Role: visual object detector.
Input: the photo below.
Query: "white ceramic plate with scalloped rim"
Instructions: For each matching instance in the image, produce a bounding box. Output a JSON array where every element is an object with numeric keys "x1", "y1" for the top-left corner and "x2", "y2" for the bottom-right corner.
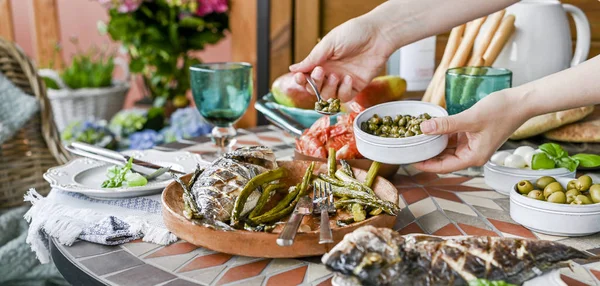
[{"x1": 43, "y1": 150, "x2": 204, "y2": 199}]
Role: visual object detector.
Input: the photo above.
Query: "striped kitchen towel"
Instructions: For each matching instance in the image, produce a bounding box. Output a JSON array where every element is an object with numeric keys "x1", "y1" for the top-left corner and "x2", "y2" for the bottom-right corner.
[{"x1": 24, "y1": 188, "x2": 177, "y2": 264}]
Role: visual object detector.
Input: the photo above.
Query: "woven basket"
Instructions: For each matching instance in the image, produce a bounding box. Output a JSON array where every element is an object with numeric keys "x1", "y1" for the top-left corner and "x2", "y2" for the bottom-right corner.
[
  {"x1": 39, "y1": 61, "x2": 130, "y2": 131},
  {"x1": 0, "y1": 37, "x2": 71, "y2": 208}
]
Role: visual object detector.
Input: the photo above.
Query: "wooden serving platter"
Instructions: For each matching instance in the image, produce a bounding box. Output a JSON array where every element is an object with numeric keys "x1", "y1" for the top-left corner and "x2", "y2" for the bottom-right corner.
[{"x1": 162, "y1": 160, "x2": 398, "y2": 258}]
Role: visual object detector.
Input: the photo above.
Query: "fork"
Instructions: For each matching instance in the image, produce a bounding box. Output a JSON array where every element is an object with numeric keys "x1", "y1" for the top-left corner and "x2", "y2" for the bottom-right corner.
[{"x1": 314, "y1": 181, "x2": 335, "y2": 244}]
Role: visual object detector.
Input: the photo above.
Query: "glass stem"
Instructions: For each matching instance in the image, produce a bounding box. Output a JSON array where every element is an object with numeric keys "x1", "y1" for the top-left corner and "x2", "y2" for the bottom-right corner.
[{"x1": 211, "y1": 126, "x2": 236, "y2": 155}]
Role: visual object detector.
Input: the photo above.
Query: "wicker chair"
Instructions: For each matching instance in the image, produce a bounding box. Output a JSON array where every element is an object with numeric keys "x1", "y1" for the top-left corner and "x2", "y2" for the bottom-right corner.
[{"x1": 0, "y1": 37, "x2": 70, "y2": 208}]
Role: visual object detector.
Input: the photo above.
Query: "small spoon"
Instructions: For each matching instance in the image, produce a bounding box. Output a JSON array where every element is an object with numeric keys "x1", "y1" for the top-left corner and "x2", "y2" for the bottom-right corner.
[{"x1": 306, "y1": 76, "x2": 339, "y2": 115}]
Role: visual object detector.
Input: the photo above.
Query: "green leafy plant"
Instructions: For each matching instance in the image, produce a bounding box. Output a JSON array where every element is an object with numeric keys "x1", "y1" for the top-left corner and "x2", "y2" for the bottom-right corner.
[
  {"x1": 101, "y1": 0, "x2": 229, "y2": 107},
  {"x1": 532, "y1": 143, "x2": 600, "y2": 171},
  {"x1": 469, "y1": 279, "x2": 515, "y2": 286}
]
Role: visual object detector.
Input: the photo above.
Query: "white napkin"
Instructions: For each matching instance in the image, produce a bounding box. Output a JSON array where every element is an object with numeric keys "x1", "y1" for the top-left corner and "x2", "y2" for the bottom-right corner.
[{"x1": 24, "y1": 188, "x2": 177, "y2": 264}]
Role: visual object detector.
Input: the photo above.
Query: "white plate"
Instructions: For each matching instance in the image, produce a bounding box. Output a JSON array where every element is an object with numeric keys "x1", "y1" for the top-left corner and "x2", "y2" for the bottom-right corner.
[{"x1": 43, "y1": 150, "x2": 204, "y2": 199}]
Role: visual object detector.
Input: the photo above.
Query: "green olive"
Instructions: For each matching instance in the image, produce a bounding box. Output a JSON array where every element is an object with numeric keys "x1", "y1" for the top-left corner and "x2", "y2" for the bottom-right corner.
[
  {"x1": 547, "y1": 191, "x2": 567, "y2": 204},
  {"x1": 589, "y1": 185, "x2": 600, "y2": 203},
  {"x1": 527, "y1": 190, "x2": 544, "y2": 201},
  {"x1": 398, "y1": 117, "x2": 407, "y2": 127},
  {"x1": 535, "y1": 176, "x2": 557, "y2": 190},
  {"x1": 381, "y1": 125, "x2": 390, "y2": 133},
  {"x1": 573, "y1": 195, "x2": 593, "y2": 205},
  {"x1": 382, "y1": 116, "x2": 393, "y2": 125},
  {"x1": 405, "y1": 131, "x2": 415, "y2": 137},
  {"x1": 543, "y1": 182, "x2": 564, "y2": 199},
  {"x1": 566, "y1": 180, "x2": 577, "y2": 191},
  {"x1": 576, "y1": 175, "x2": 593, "y2": 192},
  {"x1": 565, "y1": 189, "x2": 581, "y2": 204},
  {"x1": 423, "y1": 113, "x2": 432, "y2": 119},
  {"x1": 393, "y1": 115, "x2": 401, "y2": 124},
  {"x1": 516, "y1": 180, "x2": 534, "y2": 195}
]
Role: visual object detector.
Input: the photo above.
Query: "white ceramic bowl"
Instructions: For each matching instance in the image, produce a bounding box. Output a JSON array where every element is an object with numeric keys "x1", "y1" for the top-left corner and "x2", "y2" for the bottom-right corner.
[
  {"x1": 353, "y1": 101, "x2": 448, "y2": 165},
  {"x1": 484, "y1": 157, "x2": 576, "y2": 195},
  {"x1": 510, "y1": 177, "x2": 600, "y2": 236}
]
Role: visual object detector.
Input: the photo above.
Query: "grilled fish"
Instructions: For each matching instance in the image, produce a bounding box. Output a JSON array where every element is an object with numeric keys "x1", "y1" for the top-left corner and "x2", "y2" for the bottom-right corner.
[
  {"x1": 323, "y1": 226, "x2": 594, "y2": 286},
  {"x1": 190, "y1": 146, "x2": 277, "y2": 229}
]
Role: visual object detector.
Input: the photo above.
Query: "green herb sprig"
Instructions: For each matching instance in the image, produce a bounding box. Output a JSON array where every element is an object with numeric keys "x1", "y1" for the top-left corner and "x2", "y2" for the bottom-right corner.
[
  {"x1": 531, "y1": 143, "x2": 600, "y2": 172},
  {"x1": 101, "y1": 158, "x2": 148, "y2": 188}
]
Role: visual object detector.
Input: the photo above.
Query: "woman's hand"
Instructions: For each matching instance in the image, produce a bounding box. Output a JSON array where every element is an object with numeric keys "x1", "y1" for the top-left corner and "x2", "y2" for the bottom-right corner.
[
  {"x1": 415, "y1": 89, "x2": 531, "y2": 173},
  {"x1": 289, "y1": 16, "x2": 395, "y2": 103}
]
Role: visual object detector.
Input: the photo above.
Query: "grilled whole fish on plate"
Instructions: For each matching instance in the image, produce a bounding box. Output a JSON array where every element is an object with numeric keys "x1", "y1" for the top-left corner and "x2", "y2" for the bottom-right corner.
[
  {"x1": 323, "y1": 226, "x2": 595, "y2": 286},
  {"x1": 190, "y1": 146, "x2": 277, "y2": 229}
]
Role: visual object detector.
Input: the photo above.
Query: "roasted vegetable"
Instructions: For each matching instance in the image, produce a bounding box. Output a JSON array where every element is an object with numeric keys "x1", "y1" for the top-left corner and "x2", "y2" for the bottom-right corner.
[
  {"x1": 231, "y1": 167, "x2": 286, "y2": 227},
  {"x1": 339, "y1": 160, "x2": 355, "y2": 178},
  {"x1": 364, "y1": 161, "x2": 380, "y2": 188},
  {"x1": 249, "y1": 183, "x2": 286, "y2": 218},
  {"x1": 328, "y1": 148, "x2": 336, "y2": 177},
  {"x1": 351, "y1": 203, "x2": 366, "y2": 222}
]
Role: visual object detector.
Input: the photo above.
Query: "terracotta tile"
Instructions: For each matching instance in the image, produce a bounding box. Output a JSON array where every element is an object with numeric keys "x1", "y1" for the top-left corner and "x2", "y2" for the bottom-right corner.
[
  {"x1": 147, "y1": 242, "x2": 198, "y2": 258},
  {"x1": 257, "y1": 135, "x2": 283, "y2": 143},
  {"x1": 317, "y1": 277, "x2": 333, "y2": 286},
  {"x1": 216, "y1": 259, "x2": 270, "y2": 285},
  {"x1": 413, "y1": 172, "x2": 439, "y2": 185},
  {"x1": 392, "y1": 174, "x2": 417, "y2": 187},
  {"x1": 426, "y1": 177, "x2": 471, "y2": 186},
  {"x1": 429, "y1": 185, "x2": 490, "y2": 192},
  {"x1": 397, "y1": 222, "x2": 424, "y2": 235},
  {"x1": 488, "y1": 219, "x2": 537, "y2": 239},
  {"x1": 424, "y1": 187, "x2": 462, "y2": 203},
  {"x1": 433, "y1": 224, "x2": 463, "y2": 236},
  {"x1": 265, "y1": 265, "x2": 307, "y2": 286},
  {"x1": 458, "y1": 223, "x2": 498, "y2": 237},
  {"x1": 402, "y1": 187, "x2": 429, "y2": 204},
  {"x1": 590, "y1": 269, "x2": 600, "y2": 280},
  {"x1": 560, "y1": 275, "x2": 590, "y2": 286},
  {"x1": 178, "y1": 253, "x2": 233, "y2": 273}
]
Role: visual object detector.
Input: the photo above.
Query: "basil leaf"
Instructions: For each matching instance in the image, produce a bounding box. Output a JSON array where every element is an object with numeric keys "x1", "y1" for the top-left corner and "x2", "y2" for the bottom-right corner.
[
  {"x1": 539, "y1": 143, "x2": 567, "y2": 159},
  {"x1": 531, "y1": 153, "x2": 556, "y2": 170},
  {"x1": 557, "y1": 157, "x2": 579, "y2": 172},
  {"x1": 572, "y1": 153, "x2": 600, "y2": 168}
]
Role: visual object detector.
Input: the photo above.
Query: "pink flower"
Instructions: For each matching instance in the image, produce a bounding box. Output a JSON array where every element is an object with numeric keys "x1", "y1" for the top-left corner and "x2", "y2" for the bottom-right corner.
[
  {"x1": 97, "y1": 0, "x2": 143, "y2": 13},
  {"x1": 196, "y1": 0, "x2": 228, "y2": 16}
]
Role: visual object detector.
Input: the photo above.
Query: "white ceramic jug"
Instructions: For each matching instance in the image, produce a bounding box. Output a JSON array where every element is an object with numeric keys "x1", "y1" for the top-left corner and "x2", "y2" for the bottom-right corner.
[{"x1": 483, "y1": 0, "x2": 590, "y2": 86}]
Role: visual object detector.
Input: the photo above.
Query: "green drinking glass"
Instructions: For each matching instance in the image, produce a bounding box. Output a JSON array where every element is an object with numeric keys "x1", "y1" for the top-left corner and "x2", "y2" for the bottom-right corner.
[
  {"x1": 190, "y1": 62, "x2": 253, "y2": 154},
  {"x1": 445, "y1": 67, "x2": 512, "y2": 115},
  {"x1": 445, "y1": 67, "x2": 512, "y2": 177}
]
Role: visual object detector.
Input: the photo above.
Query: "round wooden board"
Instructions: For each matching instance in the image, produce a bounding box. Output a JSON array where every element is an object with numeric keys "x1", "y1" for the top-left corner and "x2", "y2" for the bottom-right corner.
[
  {"x1": 162, "y1": 160, "x2": 398, "y2": 258},
  {"x1": 293, "y1": 150, "x2": 400, "y2": 178}
]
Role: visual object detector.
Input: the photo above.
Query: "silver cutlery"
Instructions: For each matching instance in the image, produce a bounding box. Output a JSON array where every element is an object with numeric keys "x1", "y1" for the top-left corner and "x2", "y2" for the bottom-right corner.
[
  {"x1": 68, "y1": 142, "x2": 185, "y2": 175},
  {"x1": 69, "y1": 142, "x2": 185, "y2": 175},
  {"x1": 306, "y1": 76, "x2": 339, "y2": 116},
  {"x1": 277, "y1": 195, "x2": 313, "y2": 246},
  {"x1": 314, "y1": 181, "x2": 335, "y2": 244}
]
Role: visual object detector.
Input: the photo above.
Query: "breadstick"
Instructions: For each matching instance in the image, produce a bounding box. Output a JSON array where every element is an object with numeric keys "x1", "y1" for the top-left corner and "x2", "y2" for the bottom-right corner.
[
  {"x1": 467, "y1": 10, "x2": 505, "y2": 66},
  {"x1": 423, "y1": 25, "x2": 465, "y2": 102},
  {"x1": 483, "y1": 15, "x2": 516, "y2": 66},
  {"x1": 431, "y1": 17, "x2": 487, "y2": 107}
]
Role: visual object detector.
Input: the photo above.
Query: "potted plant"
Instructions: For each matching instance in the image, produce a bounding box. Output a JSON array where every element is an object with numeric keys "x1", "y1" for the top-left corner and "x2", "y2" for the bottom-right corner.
[
  {"x1": 97, "y1": 0, "x2": 229, "y2": 109},
  {"x1": 39, "y1": 43, "x2": 130, "y2": 131}
]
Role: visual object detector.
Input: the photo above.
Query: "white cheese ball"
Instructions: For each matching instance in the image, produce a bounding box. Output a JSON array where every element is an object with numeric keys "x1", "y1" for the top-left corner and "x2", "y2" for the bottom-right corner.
[
  {"x1": 514, "y1": 146, "x2": 535, "y2": 158},
  {"x1": 490, "y1": 151, "x2": 511, "y2": 166},
  {"x1": 504, "y1": 154, "x2": 527, "y2": 168}
]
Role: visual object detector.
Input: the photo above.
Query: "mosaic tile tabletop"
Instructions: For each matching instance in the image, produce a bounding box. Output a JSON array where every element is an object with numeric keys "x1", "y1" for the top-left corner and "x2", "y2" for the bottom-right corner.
[{"x1": 53, "y1": 126, "x2": 600, "y2": 286}]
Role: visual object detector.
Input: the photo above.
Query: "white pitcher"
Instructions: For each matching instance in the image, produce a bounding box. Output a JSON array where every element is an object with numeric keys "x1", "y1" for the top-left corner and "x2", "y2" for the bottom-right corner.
[{"x1": 483, "y1": 0, "x2": 590, "y2": 86}]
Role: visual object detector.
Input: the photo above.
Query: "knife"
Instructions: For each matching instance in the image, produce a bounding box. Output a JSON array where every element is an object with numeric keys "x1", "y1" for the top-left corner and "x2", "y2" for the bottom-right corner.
[
  {"x1": 69, "y1": 142, "x2": 185, "y2": 175},
  {"x1": 276, "y1": 195, "x2": 313, "y2": 246}
]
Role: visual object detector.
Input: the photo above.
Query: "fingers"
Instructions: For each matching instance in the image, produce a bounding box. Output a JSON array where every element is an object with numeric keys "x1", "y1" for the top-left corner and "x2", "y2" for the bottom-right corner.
[
  {"x1": 304, "y1": 67, "x2": 325, "y2": 96},
  {"x1": 414, "y1": 153, "x2": 473, "y2": 174},
  {"x1": 420, "y1": 112, "x2": 471, "y2": 135},
  {"x1": 338, "y1": 75, "x2": 354, "y2": 102},
  {"x1": 320, "y1": 74, "x2": 340, "y2": 100},
  {"x1": 289, "y1": 38, "x2": 332, "y2": 73}
]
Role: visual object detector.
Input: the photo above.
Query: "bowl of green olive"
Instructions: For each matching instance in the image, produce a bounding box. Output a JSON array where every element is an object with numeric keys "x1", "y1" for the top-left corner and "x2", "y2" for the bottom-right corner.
[
  {"x1": 353, "y1": 101, "x2": 448, "y2": 165},
  {"x1": 510, "y1": 175, "x2": 600, "y2": 236}
]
